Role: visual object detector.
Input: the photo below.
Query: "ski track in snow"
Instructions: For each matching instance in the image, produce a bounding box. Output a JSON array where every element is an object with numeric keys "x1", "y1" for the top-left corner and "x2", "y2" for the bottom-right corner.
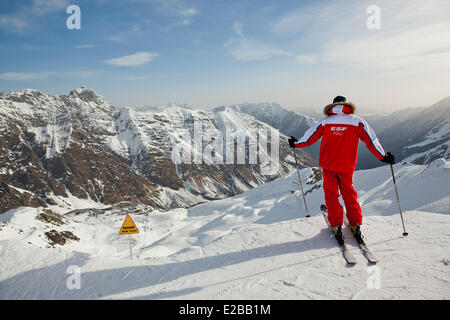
[{"x1": 0, "y1": 160, "x2": 449, "y2": 300}]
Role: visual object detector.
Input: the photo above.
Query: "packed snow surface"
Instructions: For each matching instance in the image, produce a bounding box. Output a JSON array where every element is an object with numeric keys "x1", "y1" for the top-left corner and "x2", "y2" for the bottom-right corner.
[{"x1": 0, "y1": 160, "x2": 449, "y2": 299}]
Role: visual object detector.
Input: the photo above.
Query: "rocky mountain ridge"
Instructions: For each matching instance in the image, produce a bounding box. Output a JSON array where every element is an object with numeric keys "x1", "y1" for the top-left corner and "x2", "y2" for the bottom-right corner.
[{"x1": 0, "y1": 87, "x2": 316, "y2": 214}]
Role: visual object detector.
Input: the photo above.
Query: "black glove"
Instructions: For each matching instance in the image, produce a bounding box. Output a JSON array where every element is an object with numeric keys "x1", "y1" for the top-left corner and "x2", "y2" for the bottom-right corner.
[
  {"x1": 381, "y1": 152, "x2": 395, "y2": 164},
  {"x1": 288, "y1": 136, "x2": 297, "y2": 148}
]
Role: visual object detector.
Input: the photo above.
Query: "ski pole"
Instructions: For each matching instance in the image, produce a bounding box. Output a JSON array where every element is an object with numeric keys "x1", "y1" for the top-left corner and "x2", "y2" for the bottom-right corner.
[
  {"x1": 293, "y1": 148, "x2": 310, "y2": 217},
  {"x1": 390, "y1": 163, "x2": 408, "y2": 236}
]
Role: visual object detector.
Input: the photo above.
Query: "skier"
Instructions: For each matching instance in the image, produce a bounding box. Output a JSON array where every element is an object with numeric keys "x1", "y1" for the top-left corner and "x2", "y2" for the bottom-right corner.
[{"x1": 288, "y1": 96, "x2": 395, "y2": 244}]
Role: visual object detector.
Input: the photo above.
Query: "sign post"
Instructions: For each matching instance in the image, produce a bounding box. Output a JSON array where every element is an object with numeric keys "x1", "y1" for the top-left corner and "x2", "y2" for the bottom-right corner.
[
  {"x1": 128, "y1": 234, "x2": 132, "y2": 260},
  {"x1": 119, "y1": 214, "x2": 140, "y2": 260}
]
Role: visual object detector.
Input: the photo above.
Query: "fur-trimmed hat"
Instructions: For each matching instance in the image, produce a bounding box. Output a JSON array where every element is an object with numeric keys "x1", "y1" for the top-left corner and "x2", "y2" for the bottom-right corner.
[{"x1": 323, "y1": 96, "x2": 356, "y2": 116}]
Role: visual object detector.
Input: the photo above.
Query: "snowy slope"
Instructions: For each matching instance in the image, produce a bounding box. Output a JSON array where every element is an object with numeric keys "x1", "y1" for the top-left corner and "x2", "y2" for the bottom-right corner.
[
  {"x1": 403, "y1": 114, "x2": 450, "y2": 164},
  {"x1": 0, "y1": 159, "x2": 449, "y2": 299},
  {"x1": 403, "y1": 140, "x2": 450, "y2": 165}
]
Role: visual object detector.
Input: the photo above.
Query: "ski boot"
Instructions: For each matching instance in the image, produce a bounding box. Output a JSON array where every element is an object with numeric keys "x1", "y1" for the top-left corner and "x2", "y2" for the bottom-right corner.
[
  {"x1": 331, "y1": 225, "x2": 345, "y2": 246},
  {"x1": 349, "y1": 225, "x2": 365, "y2": 244}
]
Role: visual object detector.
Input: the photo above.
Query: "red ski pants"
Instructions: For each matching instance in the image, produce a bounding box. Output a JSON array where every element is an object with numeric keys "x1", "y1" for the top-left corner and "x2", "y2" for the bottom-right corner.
[{"x1": 322, "y1": 169, "x2": 362, "y2": 227}]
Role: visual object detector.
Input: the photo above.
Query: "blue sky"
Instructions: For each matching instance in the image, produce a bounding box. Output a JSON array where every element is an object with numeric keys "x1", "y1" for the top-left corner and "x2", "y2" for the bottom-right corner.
[{"x1": 1, "y1": 0, "x2": 449, "y2": 113}]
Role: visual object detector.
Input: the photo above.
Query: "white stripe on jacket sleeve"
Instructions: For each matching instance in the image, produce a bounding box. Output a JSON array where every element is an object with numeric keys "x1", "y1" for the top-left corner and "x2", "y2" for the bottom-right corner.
[
  {"x1": 361, "y1": 119, "x2": 385, "y2": 157},
  {"x1": 296, "y1": 120, "x2": 323, "y2": 145}
]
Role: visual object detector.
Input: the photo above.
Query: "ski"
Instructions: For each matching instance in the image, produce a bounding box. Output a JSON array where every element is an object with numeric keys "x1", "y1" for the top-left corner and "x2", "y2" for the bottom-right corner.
[
  {"x1": 320, "y1": 204, "x2": 357, "y2": 265},
  {"x1": 343, "y1": 216, "x2": 378, "y2": 264}
]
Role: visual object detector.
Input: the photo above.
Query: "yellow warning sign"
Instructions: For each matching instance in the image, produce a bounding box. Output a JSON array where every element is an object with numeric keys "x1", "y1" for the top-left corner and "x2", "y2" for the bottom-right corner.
[{"x1": 119, "y1": 215, "x2": 139, "y2": 235}]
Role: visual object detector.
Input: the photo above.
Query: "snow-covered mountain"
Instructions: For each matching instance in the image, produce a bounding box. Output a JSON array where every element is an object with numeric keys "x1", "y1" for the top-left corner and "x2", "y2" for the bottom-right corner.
[
  {"x1": 1, "y1": 159, "x2": 449, "y2": 299},
  {"x1": 357, "y1": 97, "x2": 450, "y2": 169},
  {"x1": 402, "y1": 98, "x2": 450, "y2": 164},
  {"x1": 214, "y1": 102, "x2": 321, "y2": 159},
  {"x1": 0, "y1": 87, "x2": 316, "y2": 214},
  {"x1": 214, "y1": 102, "x2": 316, "y2": 138}
]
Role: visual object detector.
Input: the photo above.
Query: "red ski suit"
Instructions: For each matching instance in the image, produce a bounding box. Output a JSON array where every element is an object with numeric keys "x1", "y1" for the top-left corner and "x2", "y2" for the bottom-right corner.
[{"x1": 293, "y1": 102, "x2": 386, "y2": 227}]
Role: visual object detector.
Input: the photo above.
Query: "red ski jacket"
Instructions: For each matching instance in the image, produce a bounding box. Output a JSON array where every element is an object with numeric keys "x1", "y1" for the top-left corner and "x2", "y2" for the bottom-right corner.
[{"x1": 293, "y1": 102, "x2": 386, "y2": 172}]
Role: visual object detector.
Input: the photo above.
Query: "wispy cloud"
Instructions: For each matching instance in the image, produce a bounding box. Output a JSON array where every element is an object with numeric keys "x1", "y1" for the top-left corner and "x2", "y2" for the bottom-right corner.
[
  {"x1": 0, "y1": 0, "x2": 69, "y2": 33},
  {"x1": 272, "y1": 0, "x2": 450, "y2": 74},
  {"x1": 113, "y1": 75, "x2": 151, "y2": 81},
  {"x1": 148, "y1": 0, "x2": 198, "y2": 26},
  {"x1": 102, "y1": 52, "x2": 158, "y2": 67},
  {"x1": 295, "y1": 55, "x2": 318, "y2": 65},
  {"x1": 224, "y1": 22, "x2": 291, "y2": 61},
  {"x1": 322, "y1": 23, "x2": 450, "y2": 73},
  {"x1": 0, "y1": 72, "x2": 50, "y2": 81},
  {"x1": 0, "y1": 70, "x2": 101, "y2": 81},
  {"x1": 178, "y1": 7, "x2": 198, "y2": 26},
  {"x1": 0, "y1": 16, "x2": 28, "y2": 33},
  {"x1": 30, "y1": 0, "x2": 69, "y2": 16}
]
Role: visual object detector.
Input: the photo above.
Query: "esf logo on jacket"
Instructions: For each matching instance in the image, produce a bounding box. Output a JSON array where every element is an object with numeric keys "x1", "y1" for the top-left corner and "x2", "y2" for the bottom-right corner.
[{"x1": 330, "y1": 126, "x2": 348, "y2": 135}]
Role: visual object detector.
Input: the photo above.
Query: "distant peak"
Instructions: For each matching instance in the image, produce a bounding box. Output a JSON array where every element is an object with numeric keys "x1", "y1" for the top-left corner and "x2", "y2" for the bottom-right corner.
[
  {"x1": 432, "y1": 96, "x2": 450, "y2": 107},
  {"x1": 133, "y1": 102, "x2": 192, "y2": 113},
  {"x1": 8, "y1": 88, "x2": 42, "y2": 95},
  {"x1": 5, "y1": 88, "x2": 49, "y2": 102},
  {"x1": 211, "y1": 105, "x2": 239, "y2": 113},
  {"x1": 165, "y1": 102, "x2": 191, "y2": 109},
  {"x1": 240, "y1": 102, "x2": 283, "y2": 108},
  {"x1": 69, "y1": 86, "x2": 97, "y2": 96},
  {"x1": 68, "y1": 87, "x2": 107, "y2": 104}
]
